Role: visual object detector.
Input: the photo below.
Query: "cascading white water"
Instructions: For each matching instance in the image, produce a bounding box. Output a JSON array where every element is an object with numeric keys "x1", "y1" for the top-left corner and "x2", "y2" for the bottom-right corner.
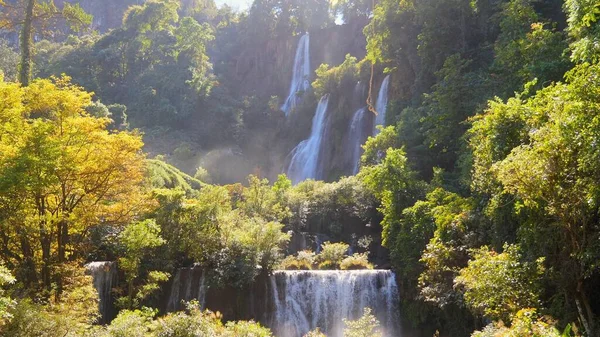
[
  {"x1": 347, "y1": 107, "x2": 368, "y2": 175},
  {"x1": 167, "y1": 265, "x2": 207, "y2": 312},
  {"x1": 314, "y1": 234, "x2": 329, "y2": 254},
  {"x1": 281, "y1": 33, "x2": 311, "y2": 116},
  {"x1": 86, "y1": 261, "x2": 118, "y2": 322},
  {"x1": 373, "y1": 75, "x2": 391, "y2": 135},
  {"x1": 270, "y1": 270, "x2": 399, "y2": 337},
  {"x1": 287, "y1": 95, "x2": 330, "y2": 184},
  {"x1": 289, "y1": 232, "x2": 331, "y2": 255},
  {"x1": 345, "y1": 81, "x2": 372, "y2": 175}
]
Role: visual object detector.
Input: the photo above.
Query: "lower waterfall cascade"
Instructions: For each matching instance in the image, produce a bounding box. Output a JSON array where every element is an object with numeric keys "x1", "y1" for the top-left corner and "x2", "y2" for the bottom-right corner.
[
  {"x1": 86, "y1": 261, "x2": 118, "y2": 323},
  {"x1": 269, "y1": 270, "x2": 399, "y2": 337},
  {"x1": 88, "y1": 263, "x2": 401, "y2": 336},
  {"x1": 167, "y1": 265, "x2": 207, "y2": 312}
]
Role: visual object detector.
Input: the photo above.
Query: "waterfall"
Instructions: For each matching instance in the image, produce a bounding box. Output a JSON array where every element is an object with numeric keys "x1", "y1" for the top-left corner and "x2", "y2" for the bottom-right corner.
[
  {"x1": 354, "y1": 81, "x2": 366, "y2": 104},
  {"x1": 346, "y1": 107, "x2": 371, "y2": 175},
  {"x1": 281, "y1": 33, "x2": 311, "y2": 116},
  {"x1": 314, "y1": 234, "x2": 329, "y2": 253},
  {"x1": 270, "y1": 270, "x2": 399, "y2": 337},
  {"x1": 289, "y1": 232, "x2": 332, "y2": 255},
  {"x1": 86, "y1": 261, "x2": 118, "y2": 323},
  {"x1": 345, "y1": 81, "x2": 373, "y2": 175},
  {"x1": 373, "y1": 75, "x2": 391, "y2": 135},
  {"x1": 167, "y1": 265, "x2": 207, "y2": 312},
  {"x1": 287, "y1": 95, "x2": 330, "y2": 184}
]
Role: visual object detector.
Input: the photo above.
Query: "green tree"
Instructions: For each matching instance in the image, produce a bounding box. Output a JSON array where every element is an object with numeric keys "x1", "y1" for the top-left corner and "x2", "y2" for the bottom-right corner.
[
  {"x1": 239, "y1": 175, "x2": 290, "y2": 221},
  {"x1": 0, "y1": 264, "x2": 15, "y2": 327},
  {"x1": 0, "y1": 39, "x2": 18, "y2": 82},
  {"x1": 117, "y1": 219, "x2": 168, "y2": 309},
  {"x1": 491, "y1": 0, "x2": 570, "y2": 96},
  {"x1": 330, "y1": 0, "x2": 372, "y2": 22},
  {"x1": 565, "y1": 0, "x2": 600, "y2": 63},
  {"x1": 455, "y1": 245, "x2": 544, "y2": 322},
  {"x1": 470, "y1": 63, "x2": 600, "y2": 336},
  {"x1": 0, "y1": 0, "x2": 91, "y2": 85},
  {"x1": 418, "y1": 55, "x2": 490, "y2": 174},
  {"x1": 360, "y1": 144, "x2": 427, "y2": 255},
  {"x1": 343, "y1": 308, "x2": 382, "y2": 337}
]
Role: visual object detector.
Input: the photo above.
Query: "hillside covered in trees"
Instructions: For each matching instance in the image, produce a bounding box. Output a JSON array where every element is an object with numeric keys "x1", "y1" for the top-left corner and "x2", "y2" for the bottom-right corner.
[{"x1": 1, "y1": 0, "x2": 600, "y2": 336}]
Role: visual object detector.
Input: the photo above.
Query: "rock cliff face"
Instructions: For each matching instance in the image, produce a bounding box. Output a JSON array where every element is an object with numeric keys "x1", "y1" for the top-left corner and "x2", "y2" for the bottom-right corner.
[
  {"x1": 59, "y1": 0, "x2": 367, "y2": 101},
  {"x1": 233, "y1": 18, "x2": 369, "y2": 99},
  {"x1": 52, "y1": 0, "x2": 140, "y2": 33}
]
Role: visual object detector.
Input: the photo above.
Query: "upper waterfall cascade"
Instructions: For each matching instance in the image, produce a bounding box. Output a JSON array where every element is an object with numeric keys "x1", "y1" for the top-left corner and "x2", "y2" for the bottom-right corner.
[
  {"x1": 374, "y1": 75, "x2": 391, "y2": 135},
  {"x1": 281, "y1": 33, "x2": 311, "y2": 116},
  {"x1": 347, "y1": 107, "x2": 370, "y2": 175},
  {"x1": 345, "y1": 81, "x2": 373, "y2": 175},
  {"x1": 270, "y1": 270, "x2": 399, "y2": 337},
  {"x1": 287, "y1": 95, "x2": 330, "y2": 184}
]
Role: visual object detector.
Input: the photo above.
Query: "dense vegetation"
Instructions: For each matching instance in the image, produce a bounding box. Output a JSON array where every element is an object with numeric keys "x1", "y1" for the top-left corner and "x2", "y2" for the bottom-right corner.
[{"x1": 1, "y1": 0, "x2": 600, "y2": 336}]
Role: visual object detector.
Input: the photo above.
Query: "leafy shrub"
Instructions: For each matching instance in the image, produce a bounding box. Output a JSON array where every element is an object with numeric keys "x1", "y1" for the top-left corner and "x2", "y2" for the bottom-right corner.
[
  {"x1": 0, "y1": 264, "x2": 15, "y2": 327},
  {"x1": 340, "y1": 253, "x2": 373, "y2": 270},
  {"x1": 223, "y1": 320, "x2": 273, "y2": 336},
  {"x1": 278, "y1": 256, "x2": 308, "y2": 270},
  {"x1": 343, "y1": 308, "x2": 382, "y2": 337},
  {"x1": 173, "y1": 143, "x2": 196, "y2": 161},
  {"x1": 471, "y1": 309, "x2": 570, "y2": 337},
  {"x1": 278, "y1": 250, "x2": 315, "y2": 270},
  {"x1": 296, "y1": 250, "x2": 316, "y2": 267},
  {"x1": 152, "y1": 301, "x2": 223, "y2": 337},
  {"x1": 146, "y1": 159, "x2": 204, "y2": 194},
  {"x1": 285, "y1": 176, "x2": 375, "y2": 240},
  {"x1": 279, "y1": 244, "x2": 375, "y2": 270},
  {"x1": 150, "y1": 301, "x2": 272, "y2": 337},
  {"x1": 194, "y1": 167, "x2": 212, "y2": 184},
  {"x1": 303, "y1": 328, "x2": 326, "y2": 337},
  {"x1": 106, "y1": 309, "x2": 154, "y2": 337},
  {"x1": 316, "y1": 242, "x2": 349, "y2": 270},
  {"x1": 317, "y1": 260, "x2": 340, "y2": 270},
  {"x1": 4, "y1": 264, "x2": 100, "y2": 337}
]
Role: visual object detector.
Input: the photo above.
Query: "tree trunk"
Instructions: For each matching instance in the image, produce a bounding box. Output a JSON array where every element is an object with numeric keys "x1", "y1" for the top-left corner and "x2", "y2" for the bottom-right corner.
[
  {"x1": 19, "y1": 229, "x2": 37, "y2": 287},
  {"x1": 576, "y1": 281, "x2": 596, "y2": 337},
  {"x1": 57, "y1": 220, "x2": 68, "y2": 263},
  {"x1": 56, "y1": 219, "x2": 69, "y2": 298},
  {"x1": 128, "y1": 279, "x2": 134, "y2": 309},
  {"x1": 40, "y1": 228, "x2": 51, "y2": 292},
  {"x1": 19, "y1": 0, "x2": 35, "y2": 86}
]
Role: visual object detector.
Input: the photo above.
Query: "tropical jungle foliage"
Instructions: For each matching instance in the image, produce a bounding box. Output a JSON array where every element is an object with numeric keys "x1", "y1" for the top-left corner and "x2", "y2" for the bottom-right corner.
[{"x1": 1, "y1": 0, "x2": 600, "y2": 336}]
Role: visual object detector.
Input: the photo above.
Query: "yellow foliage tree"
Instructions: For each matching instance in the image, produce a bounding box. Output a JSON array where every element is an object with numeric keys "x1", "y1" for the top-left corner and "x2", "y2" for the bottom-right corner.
[{"x1": 0, "y1": 76, "x2": 147, "y2": 294}]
